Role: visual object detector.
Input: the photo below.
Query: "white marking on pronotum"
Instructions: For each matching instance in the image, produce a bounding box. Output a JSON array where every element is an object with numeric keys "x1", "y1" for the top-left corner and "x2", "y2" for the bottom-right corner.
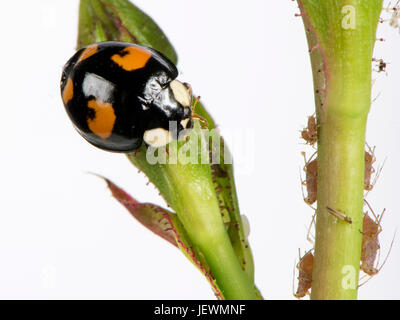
[
  {"x1": 82, "y1": 72, "x2": 115, "y2": 102},
  {"x1": 180, "y1": 118, "x2": 190, "y2": 129},
  {"x1": 170, "y1": 80, "x2": 191, "y2": 107},
  {"x1": 143, "y1": 127, "x2": 173, "y2": 148}
]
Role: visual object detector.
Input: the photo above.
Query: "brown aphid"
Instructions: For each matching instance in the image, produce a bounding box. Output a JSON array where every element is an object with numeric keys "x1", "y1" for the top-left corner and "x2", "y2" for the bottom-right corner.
[
  {"x1": 301, "y1": 115, "x2": 317, "y2": 146},
  {"x1": 326, "y1": 206, "x2": 352, "y2": 224},
  {"x1": 359, "y1": 200, "x2": 395, "y2": 287},
  {"x1": 385, "y1": 1, "x2": 400, "y2": 30},
  {"x1": 301, "y1": 152, "x2": 318, "y2": 206},
  {"x1": 294, "y1": 250, "x2": 314, "y2": 298},
  {"x1": 364, "y1": 146, "x2": 376, "y2": 191},
  {"x1": 378, "y1": 60, "x2": 387, "y2": 73},
  {"x1": 361, "y1": 201, "x2": 384, "y2": 276},
  {"x1": 372, "y1": 58, "x2": 388, "y2": 73},
  {"x1": 301, "y1": 147, "x2": 377, "y2": 206},
  {"x1": 361, "y1": 214, "x2": 381, "y2": 275},
  {"x1": 389, "y1": 8, "x2": 400, "y2": 30}
]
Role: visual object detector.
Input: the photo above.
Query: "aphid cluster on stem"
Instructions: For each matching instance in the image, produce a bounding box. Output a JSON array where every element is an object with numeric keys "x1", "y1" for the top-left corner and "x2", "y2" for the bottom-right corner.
[
  {"x1": 297, "y1": 115, "x2": 387, "y2": 295},
  {"x1": 301, "y1": 145, "x2": 379, "y2": 208}
]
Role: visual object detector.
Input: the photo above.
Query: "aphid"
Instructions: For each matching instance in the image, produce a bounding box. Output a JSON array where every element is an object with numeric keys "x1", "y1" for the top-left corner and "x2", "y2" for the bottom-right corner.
[
  {"x1": 364, "y1": 149, "x2": 375, "y2": 191},
  {"x1": 301, "y1": 115, "x2": 317, "y2": 146},
  {"x1": 301, "y1": 152, "x2": 318, "y2": 206},
  {"x1": 300, "y1": 146, "x2": 380, "y2": 206},
  {"x1": 364, "y1": 145, "x2": 384, "y2": 194},
  {"x1": 359, "y1": 200, "x2": 396, "y2": 287},
  {"x1": 361, "y1": 214, "x2": 381, "y2": 276},
  {"x1": 377, "y1": 60, "x2": 387, "y2": 73},
  {"x1": 372, "y1": 58, "x2": 388, "y2": 73},
  {"x1": 326, "y1": 206, "x2": 352, "y2": 224},
  {"x1": 389, "y1": 10, "x2": 400, "y2": 30},
  {"x1": 388, "y1": 1, "x2": 400, "y2": 31},
  {"x1": 294, "y1": 250, "x2": 314, "y2": 298},
  {"x1": 360, "y1": 200, "x2": 384, "y2": 276}
]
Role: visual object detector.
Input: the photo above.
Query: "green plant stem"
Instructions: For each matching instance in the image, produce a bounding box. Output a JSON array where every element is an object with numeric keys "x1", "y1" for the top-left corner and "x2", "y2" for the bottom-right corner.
[
  {"x1": 129, "y1": 129, "x2": 258, "y2": 300},
  {"x1": 312, "y1": 115, "x2": 366, "y2": 299},
  {"x1": 297, "y1": 0, "x2": 383, "y2": 299},
  {"x1": 167, "y1": 168, "x2": 257, "y2": 300},
  {"x1": 78, "y1": 0, "x2": 258, "y2": 299},
  {"x1": 200, "y1": 234, "x2": 255, "y2": 300}
]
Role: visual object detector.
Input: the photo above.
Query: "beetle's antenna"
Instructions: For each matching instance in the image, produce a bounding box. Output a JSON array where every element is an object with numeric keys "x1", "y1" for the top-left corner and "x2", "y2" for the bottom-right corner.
[
  {"x1": 191, "y1": 96, "x2": 208, "y2": 128},
  {"x1": 192, "y1": 95, "x2": 200, "y2": 111}
]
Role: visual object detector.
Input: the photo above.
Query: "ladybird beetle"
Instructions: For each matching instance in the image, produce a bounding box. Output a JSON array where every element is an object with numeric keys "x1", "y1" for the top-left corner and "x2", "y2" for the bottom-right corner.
[{"x1": 60, "y1": 41, "x2": 193, "y2": 152}]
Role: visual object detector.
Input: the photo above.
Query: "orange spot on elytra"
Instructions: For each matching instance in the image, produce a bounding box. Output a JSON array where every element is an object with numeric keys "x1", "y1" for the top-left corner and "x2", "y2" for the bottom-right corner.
[
  {"x1": 78, "y1": 44, "x2": 98, "y2": 62},
  {"x1": 111, "y1": 46, "x2": 151, "y2": 71},
  {"x1": 62, "y1": 77, "x2": 74, "y2": 104},
  {"x1": 87, "y1": 100, "x2": 116, "y2": 139}
]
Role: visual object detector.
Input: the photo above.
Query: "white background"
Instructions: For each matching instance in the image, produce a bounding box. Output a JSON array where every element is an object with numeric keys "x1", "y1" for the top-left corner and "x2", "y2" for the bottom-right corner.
[{"x1": 0, "y1": 0, "x2": 399, "y2": 299}]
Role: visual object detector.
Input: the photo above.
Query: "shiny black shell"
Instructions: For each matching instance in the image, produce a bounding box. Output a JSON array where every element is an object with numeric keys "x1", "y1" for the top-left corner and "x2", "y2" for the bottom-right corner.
[{"x1": 61, "y1": 41, "x2": 184, "y2": 152}]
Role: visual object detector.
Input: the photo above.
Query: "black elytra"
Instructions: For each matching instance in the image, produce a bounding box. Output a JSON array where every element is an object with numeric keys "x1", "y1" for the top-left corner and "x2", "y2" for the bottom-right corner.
[{"x1": 60, "y1": 41, "x2": 193, "y2": 152}]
